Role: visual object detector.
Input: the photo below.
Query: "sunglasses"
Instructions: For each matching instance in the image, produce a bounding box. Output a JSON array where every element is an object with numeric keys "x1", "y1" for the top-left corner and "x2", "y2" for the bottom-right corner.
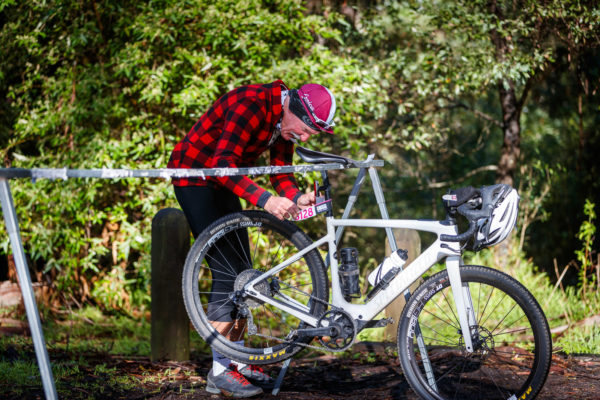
[{"x1": 308, "y1": 108, "x2": 335, "y2": 130}]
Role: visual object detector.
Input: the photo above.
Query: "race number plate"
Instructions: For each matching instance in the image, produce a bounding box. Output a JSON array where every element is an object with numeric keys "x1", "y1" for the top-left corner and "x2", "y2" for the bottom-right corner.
[{"x1": 294, "y1": 198, "x2": 332, "y2": 221}]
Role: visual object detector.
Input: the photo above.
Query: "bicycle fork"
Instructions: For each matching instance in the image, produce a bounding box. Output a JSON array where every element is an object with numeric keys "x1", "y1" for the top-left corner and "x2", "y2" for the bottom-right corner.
[
  {"x1": 446, "y1": 256, "x2": 477, "y2": 352},
  {"x1": 418, "y1": 255, "x2": 477, "y2": 393}
]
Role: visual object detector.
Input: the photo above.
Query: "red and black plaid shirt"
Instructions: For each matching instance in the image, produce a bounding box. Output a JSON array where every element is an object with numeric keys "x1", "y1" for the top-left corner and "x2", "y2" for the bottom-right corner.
[{"x1": 168, "y1": 80, "x2": 301, "y2": 208}]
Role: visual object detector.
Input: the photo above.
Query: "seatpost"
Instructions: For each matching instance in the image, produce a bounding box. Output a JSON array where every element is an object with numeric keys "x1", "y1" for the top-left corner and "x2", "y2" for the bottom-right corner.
[{"x1": 319, "y1": 171, "x2": 333, "y2": 217}]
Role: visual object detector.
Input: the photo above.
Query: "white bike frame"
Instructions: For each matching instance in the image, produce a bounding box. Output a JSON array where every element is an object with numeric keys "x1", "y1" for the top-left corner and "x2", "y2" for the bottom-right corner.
[
  {"x1": 240, "y1": 153, "x2": 482, "y2": 394},
  {"x1": 245, "y1": 216, "x2": 478, "y2": 353}
]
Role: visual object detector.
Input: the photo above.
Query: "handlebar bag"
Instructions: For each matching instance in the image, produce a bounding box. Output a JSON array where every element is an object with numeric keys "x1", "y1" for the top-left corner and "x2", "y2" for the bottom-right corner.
[{"x1": 442, "y1": 186, "x2": 480, "y2": 210}]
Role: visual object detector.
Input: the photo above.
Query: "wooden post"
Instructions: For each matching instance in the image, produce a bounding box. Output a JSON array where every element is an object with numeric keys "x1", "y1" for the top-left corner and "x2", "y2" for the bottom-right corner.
[
  {"x1": 151, "y1": 208, "x2": 191, "y2": 361},
  {"x1": 384, "y1": 229, "x2": 421, "y2": 341}
]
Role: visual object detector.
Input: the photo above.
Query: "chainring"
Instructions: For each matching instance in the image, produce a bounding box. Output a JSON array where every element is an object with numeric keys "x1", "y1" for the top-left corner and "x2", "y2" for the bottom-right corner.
[{"x1": 317, "y1": 309, "x2": 357, "y2": 351}]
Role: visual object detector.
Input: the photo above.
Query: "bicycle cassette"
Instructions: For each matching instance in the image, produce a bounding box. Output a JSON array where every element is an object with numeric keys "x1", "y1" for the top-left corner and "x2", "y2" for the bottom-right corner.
[{"x1": 233, "y1": 269, "x2": 269, "y2": 309}]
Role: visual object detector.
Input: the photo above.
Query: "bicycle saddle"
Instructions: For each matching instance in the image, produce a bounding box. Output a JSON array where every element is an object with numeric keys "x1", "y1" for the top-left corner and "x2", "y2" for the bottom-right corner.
[{"x1": 295, "y1": 146, "x2": 353, "y2": 165}]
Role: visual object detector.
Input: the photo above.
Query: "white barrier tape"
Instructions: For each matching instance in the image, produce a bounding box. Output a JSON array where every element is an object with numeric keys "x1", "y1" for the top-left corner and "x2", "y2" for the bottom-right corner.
[
  {"x1": 0, "y1": 160, "x2": 384, "y2": 181},
  {"x1": 31, "y1": 168, "x2": 68, "y2": 181}
]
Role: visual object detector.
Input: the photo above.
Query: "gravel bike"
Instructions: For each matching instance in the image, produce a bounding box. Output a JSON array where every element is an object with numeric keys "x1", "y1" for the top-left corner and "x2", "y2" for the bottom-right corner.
[{"x1": 182, "y1": 146, "x2": 552, "y2": 400}]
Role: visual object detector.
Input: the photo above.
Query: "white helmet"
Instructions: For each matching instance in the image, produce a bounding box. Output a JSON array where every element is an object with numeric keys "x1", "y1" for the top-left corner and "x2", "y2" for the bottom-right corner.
[{"x1": 472, "y1": 184, "x2": 520, "y2": 250}]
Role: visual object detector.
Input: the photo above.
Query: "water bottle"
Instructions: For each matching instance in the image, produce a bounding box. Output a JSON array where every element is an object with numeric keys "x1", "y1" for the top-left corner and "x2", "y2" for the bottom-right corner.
[{"x1": 368, "y1": 249, "x2": 408, "y2": 286}]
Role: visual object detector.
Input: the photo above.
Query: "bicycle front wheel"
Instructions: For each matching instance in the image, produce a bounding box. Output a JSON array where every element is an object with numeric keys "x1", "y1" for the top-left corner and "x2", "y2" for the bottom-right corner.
[
  {"x1": 182, "y1": 210, "x2": 329, "y2": 365},
  {"x1": 398, "y1": 265, "x2": 551, "y2": 400}
]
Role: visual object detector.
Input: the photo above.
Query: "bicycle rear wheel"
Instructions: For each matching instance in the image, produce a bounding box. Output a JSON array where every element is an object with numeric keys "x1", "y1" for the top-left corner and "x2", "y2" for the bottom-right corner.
[
  {"x1": 182, "y1": 210, "x2": 329, "y2": 365},
  {"x1": 398, "y1": 265, "x2": 551, "y2": 400}
]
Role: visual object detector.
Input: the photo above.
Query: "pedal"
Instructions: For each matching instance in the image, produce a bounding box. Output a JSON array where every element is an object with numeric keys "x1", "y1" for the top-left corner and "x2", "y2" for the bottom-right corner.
[{"x1": 367, "y1": 318, "x2": 394, "y2": 328}]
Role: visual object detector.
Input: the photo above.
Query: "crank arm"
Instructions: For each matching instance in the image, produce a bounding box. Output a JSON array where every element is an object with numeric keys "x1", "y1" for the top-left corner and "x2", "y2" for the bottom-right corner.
[{"x1": 286, "y1": 326, "x2": 339, "y2": 340}]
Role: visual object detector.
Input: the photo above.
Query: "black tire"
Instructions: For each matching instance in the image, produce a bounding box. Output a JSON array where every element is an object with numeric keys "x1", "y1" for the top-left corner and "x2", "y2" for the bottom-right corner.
[
  {"x1": 182, "y1": 210, "x2": 329, "y2": 365},
  {"x1": 398, "y1": 265, "x2": 551, "y2": 400}
]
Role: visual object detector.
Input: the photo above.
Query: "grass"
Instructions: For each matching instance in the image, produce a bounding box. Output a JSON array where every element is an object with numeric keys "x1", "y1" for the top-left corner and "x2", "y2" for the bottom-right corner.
[
  {"x1": 0, "y1": 306, "x2": 211, "y2": 399},
  {"x1": 467, "y1": 241, "x2": 600, "y2": 355}
]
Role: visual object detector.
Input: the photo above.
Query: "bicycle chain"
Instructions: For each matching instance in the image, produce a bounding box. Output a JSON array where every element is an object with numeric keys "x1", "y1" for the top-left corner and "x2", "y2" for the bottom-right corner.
[
  {"x1": 251, "y1": 313, "x2": 354, "y2": 354},
  {"x1": 253, "y1": 329, "x2": 348, "y2": 353},
  {"x1": 248, "y1": 278, "x2": 356, "y2": 353}
]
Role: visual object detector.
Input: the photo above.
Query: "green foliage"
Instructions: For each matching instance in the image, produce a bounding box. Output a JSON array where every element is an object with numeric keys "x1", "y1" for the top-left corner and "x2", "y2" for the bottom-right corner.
[
  {"x1": 558, "y1": 324, "x2": 600, "y2": 354},
  {"x1": 343, "y1": 0, "x2": 588, "y2": 150},
  {"x1": 1, "y1": 0, "x2": 599, "y2": 315},
  {"x1": 0, "y1": 0, "x2": 384, "y2": 312},
  {"x1": 573, "y1": 200, "x2": 599, "y2": 313},
  {"x1": 575, "y1": 200, "x2": 596, "y2": 279},
  {"x1": 537, "y1": 200, "x2": 600, "y2": 353}
]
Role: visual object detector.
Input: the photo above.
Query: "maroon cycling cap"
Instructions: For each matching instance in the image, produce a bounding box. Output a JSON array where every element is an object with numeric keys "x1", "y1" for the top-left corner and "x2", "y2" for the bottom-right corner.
[{"x1": 289, "y1": 84, "x2": 336, "y2": 134}]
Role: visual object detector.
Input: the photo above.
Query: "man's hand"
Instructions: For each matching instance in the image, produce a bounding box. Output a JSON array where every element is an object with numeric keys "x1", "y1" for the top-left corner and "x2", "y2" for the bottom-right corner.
[
  {"x1": 296, "y1": 192, "x2": 316, "y2": 209},
  {"x1": 264, "y1": 196, "x2": 300, "y2": 220}
]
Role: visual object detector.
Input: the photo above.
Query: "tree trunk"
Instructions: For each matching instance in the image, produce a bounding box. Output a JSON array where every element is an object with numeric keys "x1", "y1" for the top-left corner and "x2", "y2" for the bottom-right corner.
[
  {"x1": 489, "y1": 0, "x2": 521, "y2": 187},
  {"x1": 496, "y1": 80, "x2": 521, "y2": 186}
]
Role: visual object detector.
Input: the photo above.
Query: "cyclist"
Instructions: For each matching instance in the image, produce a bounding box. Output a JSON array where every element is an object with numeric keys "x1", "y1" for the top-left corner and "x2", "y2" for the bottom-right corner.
[{"x1": 168, "y1": 80, "x2": 336, "y2": 397}]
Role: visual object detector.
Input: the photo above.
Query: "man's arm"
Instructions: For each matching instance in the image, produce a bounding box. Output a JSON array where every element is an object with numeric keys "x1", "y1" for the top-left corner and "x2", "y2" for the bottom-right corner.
[
  {"x1": 269, "y1": 136, "x2": 302, "y2": 202},
  {"x1": 210, "y1": 101, "x2": 300, "y2": 219}
]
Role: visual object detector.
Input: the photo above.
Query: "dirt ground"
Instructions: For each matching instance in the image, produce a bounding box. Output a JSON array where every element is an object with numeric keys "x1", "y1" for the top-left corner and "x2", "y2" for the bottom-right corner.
[
  {"x1": 4, "y1": 343, "x2": 600, "y2": 399},
  {"x1": 140, "y1": 352, "x2": 600, "y2": 400}
]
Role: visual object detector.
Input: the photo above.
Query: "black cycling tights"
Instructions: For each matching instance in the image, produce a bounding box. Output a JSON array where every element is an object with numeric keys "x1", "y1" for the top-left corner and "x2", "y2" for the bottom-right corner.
[{"x1": 174, "y1": 185, "x2": 249, "y2": 322}]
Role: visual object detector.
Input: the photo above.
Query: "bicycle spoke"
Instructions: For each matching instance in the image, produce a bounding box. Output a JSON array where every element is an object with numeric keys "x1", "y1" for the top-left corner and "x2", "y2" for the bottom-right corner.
[
  {"x1": 423, "y1": 336, "x2": 460, "y2": 347},
  {"x1": 490, "y1": 348, "x2": 535, "y2": 360},
  {"x1": 423, "y1": 305, "x2": 461, "y2": 331},
  {"x1": 440, "y1": 288, "x2": 461, "y2": 329},
  {"x1": 431, "y1": 358, "x2": 463, "y2": 386},
  {"x1": 420, "y1": 322, "x2": 462, "y2": 346},
  {"x1": 197, "y1": 277, "x2": 238, "y2": 284},
  {"x1": 477, "y1": 286, "x2": 495, "y2": 326},
  {"x1": 476, "y1": 282, "x2": 482, "y2": 327},
  {"x1": 489, "y1": 301, "x2": 518, "y2": 334},
  {"x1": 262, "y1": 304, "x2": 275, "y2": 345},
  {"x1": 453, "y1": 355, "x2": 468, "y2": 400},
  {"x1": 492, "y1": 313, "x2": 528, "y2": 336},
  {"x1": 431, "y1": 292, "x2": 462, "y2": 327},
  {"x1": 221, "y1": 231, "x2": 251, "y2": 270},
  {"x1": 205, "y1": 299, "x2": 233, "y2": 321},
  {"x1": 479, "y1": 292, "x2": 507, "y2": 328},
  {"x1": 479, "y1": 361, "x2": 511, "y2": 399},
  {"x1": 203, "y1": 251, "x2": 239, "y2": 278},
  {"x1": 251, "y1": 227, "x2": 260, "y2": 268}
]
